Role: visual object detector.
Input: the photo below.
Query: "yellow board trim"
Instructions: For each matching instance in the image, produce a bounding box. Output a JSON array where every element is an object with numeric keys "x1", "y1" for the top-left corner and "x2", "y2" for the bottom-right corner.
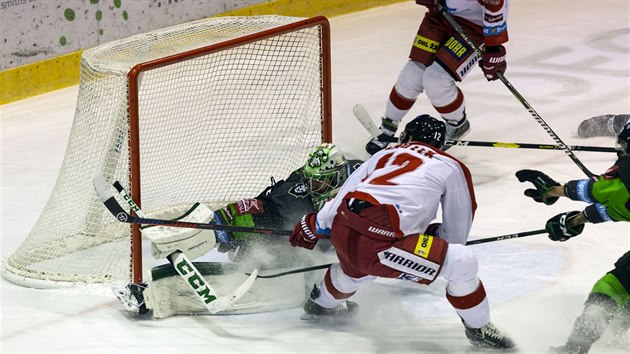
[
  {"x1": 0, "y1": 0, "x2": 406, "y2": 105},
  {"x1": 1, "y1": 52, "x2": 83, "y2": 105}
]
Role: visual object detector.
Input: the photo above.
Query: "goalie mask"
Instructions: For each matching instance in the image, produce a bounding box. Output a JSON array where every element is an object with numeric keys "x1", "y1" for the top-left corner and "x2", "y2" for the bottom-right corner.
[
  {"x1": 302, "y1": 143, "x2": 349, "y2": 207},
  {"x1": 399, "y1": 114, "x2": 446, "y2": 149},
  {"x1": 616, "y1": 119, "x2": 630, "y2": 157}
]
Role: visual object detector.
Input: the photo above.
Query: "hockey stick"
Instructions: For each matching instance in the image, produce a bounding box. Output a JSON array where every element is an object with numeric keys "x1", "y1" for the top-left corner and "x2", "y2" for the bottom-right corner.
[
  {"x1": 248, "y1": 263, "x2": 332, "y2": 279},
  {"x1": 94, "y1": 175, "x2": 258, "y2": 314},
  {"x1": 353, "y1": 104, "x2": 616, "y2": 153},
  {"x1": 445, "y1": 140, "x2": 616, "y2": 153},
  {"x1": 249, "y1": 228, "x2": 547, "y2": 278},
  {"x1": 354, "y1": 104, "x2": 381, "y2": 137},
  {"x1": 93, "y1": 176, "x2": 293, "y2": 237},
  {"x1": 437, "y1": 6, "x2": 596, "y2": 178},
  {"x1": 463, "y1": 228, "x2": 546, "y2": 245}
]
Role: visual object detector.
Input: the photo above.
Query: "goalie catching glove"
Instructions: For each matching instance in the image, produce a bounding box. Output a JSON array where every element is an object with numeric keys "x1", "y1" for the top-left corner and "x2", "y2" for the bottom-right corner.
[
  {"x1": 289, "y1": 212, "x2": 326, "y2": 250},
  {"x1": 546, "y1": 211, "x2": 585, "y2": 242},
  {"x1": 515, "y1": 169, "x2": 561, "y2": 205}
]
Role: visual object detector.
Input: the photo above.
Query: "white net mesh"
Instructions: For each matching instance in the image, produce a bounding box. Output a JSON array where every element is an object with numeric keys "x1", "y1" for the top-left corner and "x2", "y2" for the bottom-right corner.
[{"x1": 3, "y1": 16, "x2": 329, "y2": 288}]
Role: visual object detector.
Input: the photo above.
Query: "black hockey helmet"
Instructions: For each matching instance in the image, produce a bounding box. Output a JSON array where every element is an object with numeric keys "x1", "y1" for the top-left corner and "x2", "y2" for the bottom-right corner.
[
  {"x1": 399, "y1": 114, "x2": 446, "y2": 149},
  {"x1": 616, "y1": 118, "x2": 630, "y2": 157}
]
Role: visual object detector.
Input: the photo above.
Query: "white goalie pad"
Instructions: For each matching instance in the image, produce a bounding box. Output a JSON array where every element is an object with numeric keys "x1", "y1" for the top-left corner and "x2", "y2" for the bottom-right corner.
[
  {"x1": 143, "y1": 262, "x2": 315, "y2": 318},
  {"x1": 140, "y1": 202, "x2": 217, "y2": 260}
]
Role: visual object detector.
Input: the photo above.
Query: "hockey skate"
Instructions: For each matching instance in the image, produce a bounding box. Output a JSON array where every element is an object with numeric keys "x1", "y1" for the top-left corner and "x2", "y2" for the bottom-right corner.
[
  {"x1": 365, "y1": 117, "x2": 399, "y2": 155},
  {"x1": 443, "y1": 118, "x2": 470, "y2": 151},
  {"x1": 464, "y1": 322, "x2": 516, "y2": 349},
  {"x1": 300, "y1": 284, "x2": 358, "y2": 323},
  {"x1": 113, "y1": 283, "x2": 149, "y2": 315},
  {"x1": 577, "y1": 114, "x2": 629, "y2": 138}
]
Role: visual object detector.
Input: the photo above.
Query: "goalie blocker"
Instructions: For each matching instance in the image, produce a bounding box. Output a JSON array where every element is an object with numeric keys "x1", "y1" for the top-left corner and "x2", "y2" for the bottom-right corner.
[{"x1": 141, "y1": 203, "x2": 217, "y2": 260}]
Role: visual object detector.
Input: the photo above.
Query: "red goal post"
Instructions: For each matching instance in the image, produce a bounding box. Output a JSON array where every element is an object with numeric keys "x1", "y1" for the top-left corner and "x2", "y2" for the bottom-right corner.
[{"x1": 3, "y1": 16, "x2": 331, "y2": 287}]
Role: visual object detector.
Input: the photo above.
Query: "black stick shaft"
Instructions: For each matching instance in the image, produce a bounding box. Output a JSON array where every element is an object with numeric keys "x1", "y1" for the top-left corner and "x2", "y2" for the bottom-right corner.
[
  {"x1": 445, "y1": 140, "x2": 616, "y2": 153},
  {"x1": 94, "y1": 176, "x2": 293, "y2": 236}
]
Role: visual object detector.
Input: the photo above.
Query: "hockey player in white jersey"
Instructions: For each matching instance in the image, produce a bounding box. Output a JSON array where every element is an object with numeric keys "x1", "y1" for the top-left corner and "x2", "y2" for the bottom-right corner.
[
  {"x1": 290, "y1": 114, "x2": 516, "y2": 349},
  {"x1": 366, "y1": 0, "x2": 509, "y2": 154}
]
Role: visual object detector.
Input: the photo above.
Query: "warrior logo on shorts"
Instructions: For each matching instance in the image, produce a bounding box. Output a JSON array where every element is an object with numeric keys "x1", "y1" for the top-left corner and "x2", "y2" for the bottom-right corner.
[{"x1": 378, "y1": 247, "x2": 440, "y2": 281}]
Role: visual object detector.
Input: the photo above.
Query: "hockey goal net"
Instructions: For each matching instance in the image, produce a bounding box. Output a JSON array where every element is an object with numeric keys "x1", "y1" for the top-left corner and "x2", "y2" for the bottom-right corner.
[{"x1": 3, "y1": 16, "x2": 331, "y2": 288}]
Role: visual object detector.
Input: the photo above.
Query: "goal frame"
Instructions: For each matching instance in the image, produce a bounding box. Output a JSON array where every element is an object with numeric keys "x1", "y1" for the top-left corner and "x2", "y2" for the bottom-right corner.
[{"x1": 126, "y1": 16, "x2": 332, "y2": 283}]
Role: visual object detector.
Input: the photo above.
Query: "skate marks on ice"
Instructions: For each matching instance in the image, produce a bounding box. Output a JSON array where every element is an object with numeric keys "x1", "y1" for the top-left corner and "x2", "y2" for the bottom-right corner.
[{"x1": 585, "y1": 28, "x2": 630, "y2": 55}]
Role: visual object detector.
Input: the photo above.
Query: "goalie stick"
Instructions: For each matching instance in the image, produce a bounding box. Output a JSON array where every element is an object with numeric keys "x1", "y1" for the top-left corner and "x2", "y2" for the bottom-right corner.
[
  {"x1": 354, "y1": 104, "x2": 616, "y2": 153},
  {"x1": 94, "y1": 175, "x2": 258, "y2": 314},
  {"x1": 93, "y1": 176, "x2": 292, "y2": 236},
  {"x1": 249, "y1": 228, "x2": 547, "y2": 278},
  {"x1": 437, "y1": 6, "x2": 596, "y2": 178}
]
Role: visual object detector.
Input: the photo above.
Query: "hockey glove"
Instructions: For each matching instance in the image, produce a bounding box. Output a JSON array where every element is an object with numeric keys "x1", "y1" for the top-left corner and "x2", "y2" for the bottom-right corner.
[
  {"x1": 415, "y1": 0, "x2": 441, "y2": 14},
  {"x1": 480, "y1": 45, "x2": 507, "y2": 81},
  {"x1": 289, "y1": 212, "x2": 321, "y2": 250},
  {"x1": 515, "y1": 169, "x2": 561, "y2": 205},
  {"x1": 545, "y1": 211, "x2": 585, "y2": 242},
  {"x1": 424, "y1": 223, "x2": 441, "y2": 237}
]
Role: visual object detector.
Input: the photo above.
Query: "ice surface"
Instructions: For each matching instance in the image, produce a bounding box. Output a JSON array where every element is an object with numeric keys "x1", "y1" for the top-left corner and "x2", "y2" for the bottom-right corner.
[{"x1": 1, "y1": 1, "x2": 628, "y2": 353}]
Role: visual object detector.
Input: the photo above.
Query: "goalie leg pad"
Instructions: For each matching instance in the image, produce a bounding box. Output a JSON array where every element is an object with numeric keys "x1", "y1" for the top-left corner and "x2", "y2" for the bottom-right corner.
[
  {"x1": 144, "y1": 262, "x2": 308, "y2": 318},
  {"x1": 141, "y1": 203, "x2": 217, "y2": 260}
]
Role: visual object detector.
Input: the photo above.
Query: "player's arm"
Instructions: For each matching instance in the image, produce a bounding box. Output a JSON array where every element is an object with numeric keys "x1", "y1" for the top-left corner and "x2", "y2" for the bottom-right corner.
[
  {"x1": 436, "y1": 161, "x2": 476, "y2": 245},
  {"x1": 525, "y1": 169, "x2": 629, "y2": 241},
  {"x1": 478, "y1": 0, "x2": 509, "y2": 81}
]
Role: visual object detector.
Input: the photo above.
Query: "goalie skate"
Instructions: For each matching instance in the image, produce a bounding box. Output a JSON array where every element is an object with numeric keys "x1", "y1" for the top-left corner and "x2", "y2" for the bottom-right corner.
[
  {"x1": 464, "y1": 322, "x2": 516, "y2": 350},
  {"x1": 113, "y1": 283, "x2": 149, "y2": 315}
]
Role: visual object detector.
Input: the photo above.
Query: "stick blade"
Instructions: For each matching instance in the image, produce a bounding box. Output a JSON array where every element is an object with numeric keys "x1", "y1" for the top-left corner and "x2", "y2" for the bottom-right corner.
[
  {"x1": 93, "y1": 174, "x2": 112, "y2": 202},
  {"x1": 207, "y1": 268, "x2": 258, "y2": 314},
  {"x1": 353, "y1": 104, "x2": 380, "y2": 137}
]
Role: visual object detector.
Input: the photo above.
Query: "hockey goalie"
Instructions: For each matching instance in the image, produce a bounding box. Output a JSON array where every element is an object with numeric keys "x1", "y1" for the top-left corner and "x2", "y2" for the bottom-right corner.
[{"x1": 114, "y1": 143, "x2": 362, "y2": 318}]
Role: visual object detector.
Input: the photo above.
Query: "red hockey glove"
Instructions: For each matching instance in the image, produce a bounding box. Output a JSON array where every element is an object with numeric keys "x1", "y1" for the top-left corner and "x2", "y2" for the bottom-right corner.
[
  {"x1": 415, "y1": 0, "x2": 440, "y2": 15},
  {"x1": 289, "y1": 212, "x2": 321, "y2": 250},
  {"x1": 480, "y1": 45, "x2": 507, "y2": 81}
]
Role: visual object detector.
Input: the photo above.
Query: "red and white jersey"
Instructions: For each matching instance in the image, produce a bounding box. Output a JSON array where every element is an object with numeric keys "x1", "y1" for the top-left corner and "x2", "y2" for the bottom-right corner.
[
  {"x1": 446, "y1": 0, "x2": 509, "y2": 46},
  {"x1": 316, "y1": 142, "x2": 477, "y2": 245}
]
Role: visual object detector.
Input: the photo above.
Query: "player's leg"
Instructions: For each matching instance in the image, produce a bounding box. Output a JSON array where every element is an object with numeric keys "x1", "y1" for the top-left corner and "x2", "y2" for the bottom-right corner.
[
  {"x1": 552, "y1": 250, "x2": 630, "y2": 353},
  {"x1": 423, "y1": 23, "x2": 483, "y2": 146},
  {"x1": 440, "y1": 243, "x2": 515, "y2": 349},
  {"x1": 366, "y1": 13, "x2": 444, "y2": 155}
]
